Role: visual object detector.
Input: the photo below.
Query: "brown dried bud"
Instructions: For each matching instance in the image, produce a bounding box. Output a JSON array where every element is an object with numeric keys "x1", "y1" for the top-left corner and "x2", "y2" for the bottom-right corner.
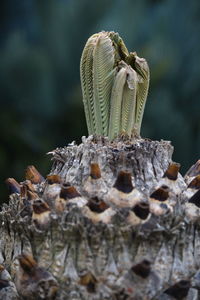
[
  {"x1": 90, "y1": 163, "x2": 101, "y2": 179},
  {"x1": 32, "y1": 199, "x2": 50, "y2": 227},
  {"x1": 87, "y1": 197, "x2": 109, "y2": 213},
  {"x1": 5, "y1": 178, "x2": 21, "y2": 195},
  {"x1": 131, "y1": 259, "x2": 151, "y2": 278},
  {"x1": 60, "y1": 184, "x2": 81, "y2": 200},
  {"x1": 46, "y1": 174, "x2": 62, "y2": 185},
  {"x1": 164, "y1": 280, "x2": 190, "y2": 299},
  {"x1": 150, "y1": 185, "x2": 169, "y2": 202},
  {"x1": 32, "y1": 199, "x2": 50, "y2": 214},
  {"x1": 114, "y1": 171, "x2": 133, "y2": 193},
  {"x1": 163, "y1": 163, "x2": 180, "y2": 181},
  {"x1": 25, "y1": 165, "x2": 44, "y2": 184},
  {"x1": 132, "y1": 202, "x2": 149, "y2": 220}
]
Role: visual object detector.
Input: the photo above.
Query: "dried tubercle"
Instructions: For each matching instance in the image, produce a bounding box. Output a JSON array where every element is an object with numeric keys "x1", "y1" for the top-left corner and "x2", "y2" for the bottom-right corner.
[
  {"x1": 25, "y1": 165, "x2": 45, "y2": 184},
  {"x1": 55, "y1": 184, "x2": 86, "y2": 211},
  {"x1": 90, "y1": 163, "x2": 101, "y2": 179},
  {"x1": 83, "y1": 163, "x2": 107, "y2": 198},
  {"x1": 150, "y1": 185, "x2": 169, "y2": 202},
  {"x1": 87, "y1": 197, "x2": 109, "y2": 213},
  {"x1": 46, "y1": 174, "x2": 62, "y2": 185},
  {"x1": 60, "y1": 184, "x2": 81, "y2": 200},
  {"x1": 164, "y1": 162, "x2": 180, "y2": 181},
  {"x1": 32, "y1": 199, "x2": 51, "y2": 227},
  {"x1": 43, "y1": 175, "x2": 62, "y2": 204},
  {"x1": 5, "y1": 178, "x2": 21, "y2": 195},
  {"x1": 114, "y1": 171, "x2": 133, "y2": 193},
  {"x1": 16, "y1": 253, "x2": 58, "y2": 299},
  {"x1": 132, "y1": 202, "x2": 150, "y2": 220},
  {"x1": 106, "y1": 170, "x2": 143, "y2": 208}
]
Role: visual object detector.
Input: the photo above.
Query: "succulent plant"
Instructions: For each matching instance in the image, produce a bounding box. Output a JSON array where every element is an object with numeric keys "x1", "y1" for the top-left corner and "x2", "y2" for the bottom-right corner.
[{"x1": 80, "y1": 31, "x2": 150, "y2": 140}]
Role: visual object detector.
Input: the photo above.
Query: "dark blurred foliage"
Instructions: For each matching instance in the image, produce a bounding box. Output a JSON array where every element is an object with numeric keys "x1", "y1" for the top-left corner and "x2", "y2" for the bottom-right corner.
[{"x1": 0, "y1": 0, "x2": 200, "y2": 204}]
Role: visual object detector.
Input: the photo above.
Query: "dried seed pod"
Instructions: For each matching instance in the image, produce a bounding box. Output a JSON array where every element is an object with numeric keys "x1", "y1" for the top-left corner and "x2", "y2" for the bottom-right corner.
[
  {"x1": 16, "y1": 253, "x2": 58, "y2": 299},
  {"x1": 25, "y1": 165, "x2": 44, "y2": 184},
  {"x1": 5, "y1": 178, "x2": 21, "y2": 195}
]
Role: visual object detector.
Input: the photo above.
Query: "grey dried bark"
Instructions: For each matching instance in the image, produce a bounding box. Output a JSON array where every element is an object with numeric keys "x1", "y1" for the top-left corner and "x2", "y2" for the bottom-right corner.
[{"x1": 1, "y1": 136, "x2": 200, "y2": 300}]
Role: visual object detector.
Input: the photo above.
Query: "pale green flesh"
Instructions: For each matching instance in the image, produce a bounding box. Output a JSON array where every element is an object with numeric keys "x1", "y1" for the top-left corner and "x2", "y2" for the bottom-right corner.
[
  {"x1": 80, "y1": 31, "x2": 150, "y2": 140},
  {"x1": 108, "y1": 66, "x2": 127, "y2": 140}
]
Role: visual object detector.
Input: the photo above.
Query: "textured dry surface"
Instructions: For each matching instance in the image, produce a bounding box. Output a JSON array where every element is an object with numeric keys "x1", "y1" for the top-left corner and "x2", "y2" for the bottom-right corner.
[{"x1": 1, "y1": 136, "x2": 200, "y2": 299}]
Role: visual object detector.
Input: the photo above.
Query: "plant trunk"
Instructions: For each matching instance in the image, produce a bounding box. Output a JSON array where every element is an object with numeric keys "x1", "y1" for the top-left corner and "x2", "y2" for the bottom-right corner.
[{"x1": 1, "y1": 136, "x2": 200, "y2": 300}]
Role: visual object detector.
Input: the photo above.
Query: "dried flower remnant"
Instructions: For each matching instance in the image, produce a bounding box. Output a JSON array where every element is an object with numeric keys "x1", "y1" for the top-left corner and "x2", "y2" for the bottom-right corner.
[
  {"x1": 55, "y1": 184, "x2": 85, "y2": 211},
  {"x1": 164, "y1": 162, "x2": 180, "y2": 181},
  {"x1": 5, "y1": 178, "x2": 21, "y2": 195},
  {"x1": 32, "y1": 199, "x2": 51, "y2": 228},
  {"x1": 25, "y1": 165, "x2": 45, "y2": 184},
  {"x1": 16, "y1": 253, "x2": 58, "y2": 299},
  {"x1": 107, "y1": 170, "x2": 143, "y2": 208}
]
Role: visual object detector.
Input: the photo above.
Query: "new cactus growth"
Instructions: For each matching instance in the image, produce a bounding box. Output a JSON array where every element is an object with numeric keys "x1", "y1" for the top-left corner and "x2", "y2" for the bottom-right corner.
[{"x1": 80, "y1": 31, "x2": 150, "y2": 139}]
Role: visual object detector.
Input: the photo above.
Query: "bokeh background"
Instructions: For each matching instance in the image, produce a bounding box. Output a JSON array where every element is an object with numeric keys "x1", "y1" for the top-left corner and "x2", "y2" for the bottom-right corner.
[{"x1": 1, "y1": 0, "x2": 200, "y2": 204}]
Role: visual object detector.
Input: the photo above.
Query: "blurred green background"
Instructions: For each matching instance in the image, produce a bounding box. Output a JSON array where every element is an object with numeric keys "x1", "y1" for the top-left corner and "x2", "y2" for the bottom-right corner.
[{"x1": 1, "y1": 0, "x2": 200, "y2": 204}]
